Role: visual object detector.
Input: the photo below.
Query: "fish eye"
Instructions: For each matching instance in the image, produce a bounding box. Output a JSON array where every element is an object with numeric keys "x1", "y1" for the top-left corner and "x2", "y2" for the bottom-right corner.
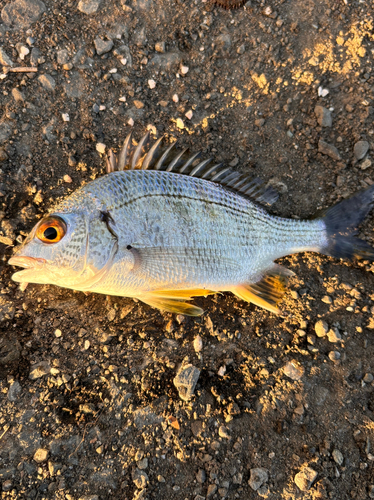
[{"x1": 36, "y1": 217, "x2": 67, "y2": 244}]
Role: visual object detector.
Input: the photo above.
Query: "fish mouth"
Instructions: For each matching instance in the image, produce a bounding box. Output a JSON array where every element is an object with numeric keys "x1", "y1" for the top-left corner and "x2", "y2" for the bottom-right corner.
[{"x1": 8, "y1": 256, "x2": 46, "y2": 269}]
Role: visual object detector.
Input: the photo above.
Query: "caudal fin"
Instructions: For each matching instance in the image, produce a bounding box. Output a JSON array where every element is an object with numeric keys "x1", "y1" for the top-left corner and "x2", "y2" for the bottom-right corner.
[{"x1": 320, "y1": 184, "x2": 374, "y2": 260}]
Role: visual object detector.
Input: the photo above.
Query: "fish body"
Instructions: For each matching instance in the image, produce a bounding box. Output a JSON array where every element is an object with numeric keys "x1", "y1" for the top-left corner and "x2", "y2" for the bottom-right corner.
[{"x1": 9, "y1": 133, "x2": 374, "y2": 315}]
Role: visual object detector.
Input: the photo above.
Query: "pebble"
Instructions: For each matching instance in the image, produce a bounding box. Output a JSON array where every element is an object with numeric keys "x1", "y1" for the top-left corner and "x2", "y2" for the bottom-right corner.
[
  {"x1": 193, "y1": 335, "x2": 203, "y2": 352},
  {"x1": 294, "y1": 467, "x2": 317, "y2": 491},
  {"x1": 12, "y1": 88, "x2": 25, "y2": 102},
  {"x1": 283, "y1": 360, "x2": 304, "y2": 381},
  {"x1": 0, "y1": 47, "x2": 14, "y2": 67},
  {"x1": 248, "y1": 468, "x2": 269, "y2": 491},
  {"x1": 78, "y1": 0, "x2": 101, "y2": 14},
  {"x1": 94, "y1": 38, "x2": 114, "y2": 56},
  {"x1": 332, "y1": 449, "x2": 344, "y2": 465},
  {"x1": 328, "y1": 351, "x2": 341, "y2": 362},
  {"x1": 137, "y1": 458, "x2": 148, "y2": 470},
  {"x1": 62, "y1": 113, "x2": 70, "y2": 122},
  {"x1": 185, "y1": 110, "x2": 193, "y2": 120},
  {"x1": 207, "y1": 484, "x2": 217, "y2": 497},
  {"x1": 38, "y1": 74, "x2": 56, "y2": 92},
  {"x1": 33, "y1": 448, "x2": 49, "y2": 463},
  {"x1": 361, "y1": 159, "x2": 372, "y2": 170},
  {"x1": 196, "y1": 469, "x2": 206, "y2": 483},
  {"x1": 1, "y1": 0, "x2": 46, "y2": 29},
  {"x1": 173, "y1": 364, "x2": 200, "y2": 401},
  {"x1": 29, "y1": 361, "x2": 51, "y2": 380},
  {"x1": 155, "y1": 41, "x2": 165, "y2": 53},
  {"x1": 180, "y1": 64, "x2": 189, "y2": 75},
  {"x1": 7, "y1": 380, "x2": 21, "y2": 402},
  {"x1": 363, "y1": 373, "x2": 374, "y2": 383},
  {"x1": 172, "y1": 94, "x2": 179, "y2": 103},
  {"x1": 315, "y1": 319, "x2": 328, "y2": 337},
  {"x1": 321, "y1": 295, "x2": 332, "y2": 304},
  {"x1": 149, "y1": 52, "x2": 183, "y2": 71},
  {"x1": 18, "y1": 45, "x2": 30, "y2": 60},
  {"x1": 176, "y1": 118, "x2": 184, "y2": 129},
  {"x1": 0, "y1": 123, "x2": 13, "y2": 145},
  {"x1": 218, "y1": 425, "x2": 230, "y2": 439},
  {"x1": 327, "y1": 328, "x2": 341, "y2": 343},
  {"x1": 318, "y1": 140, "x2": 341, "y2": 160},
  {"x1": 354, "y1": 140, "x2": 370, "y2": 160},
  {"x1": 133, "y1": 469, "x2": 149, "y2": 489},
  {"x1": 148, "y1": 79, "x2": 156, "y2": 89},
  {"x1": 133, "y1": 100, "x2": 144, "y2": 109},
  {"x1": 96, "y1": 143, "x2": 106, "y2": 154},
  {"x1": 314, "y1": 105, "x2": 332, "y2": 127},
  {"x1": 57, "y1": 49, "x2": 70, "y2": 65}
]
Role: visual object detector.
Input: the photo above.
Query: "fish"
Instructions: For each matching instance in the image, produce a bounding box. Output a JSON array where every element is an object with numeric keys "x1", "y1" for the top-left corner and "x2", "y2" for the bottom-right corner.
[{"x1": 8, "y1": 131, "x2": 374, "y2": 316}]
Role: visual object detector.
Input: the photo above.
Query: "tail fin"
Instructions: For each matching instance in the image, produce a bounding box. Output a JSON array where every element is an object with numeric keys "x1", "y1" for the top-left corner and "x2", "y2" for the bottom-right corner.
[{"x1": 320, "y1": 184, "x2": 374, "y2": 261}]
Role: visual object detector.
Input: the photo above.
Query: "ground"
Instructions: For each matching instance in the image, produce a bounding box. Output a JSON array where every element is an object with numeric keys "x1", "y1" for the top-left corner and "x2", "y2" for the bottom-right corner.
[{"x1": 0, "y1": 0, "x2": 374, "y2": 498}]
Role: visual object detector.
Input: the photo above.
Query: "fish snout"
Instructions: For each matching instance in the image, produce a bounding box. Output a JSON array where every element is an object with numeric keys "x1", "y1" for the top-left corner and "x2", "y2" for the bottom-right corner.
[{"x1": 8, "y1": 256, "x2": 47, "y2": 269}]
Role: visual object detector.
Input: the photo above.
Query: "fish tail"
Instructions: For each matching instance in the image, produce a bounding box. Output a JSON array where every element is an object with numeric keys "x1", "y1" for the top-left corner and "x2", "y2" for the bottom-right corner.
[{"x1": 319, "y1": 184, "x2": 374, "y2": 261}]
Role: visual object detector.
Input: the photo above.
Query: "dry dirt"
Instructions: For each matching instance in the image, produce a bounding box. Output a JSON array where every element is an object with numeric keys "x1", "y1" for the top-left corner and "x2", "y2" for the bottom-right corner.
[{"x1": 1, "y1": 0, "x2": 374, "y2": 499}]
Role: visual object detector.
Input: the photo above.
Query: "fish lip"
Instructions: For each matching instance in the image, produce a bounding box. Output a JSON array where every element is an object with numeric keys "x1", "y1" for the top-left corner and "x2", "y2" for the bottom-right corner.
[{"x1": 8, "y1": 256, "x2": 46, "y2": 269}]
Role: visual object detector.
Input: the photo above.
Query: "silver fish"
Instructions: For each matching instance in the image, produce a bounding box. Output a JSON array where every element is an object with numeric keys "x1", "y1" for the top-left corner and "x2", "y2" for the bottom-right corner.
[{"x1": 8, "y1": 132, "x2": 374, "y2": 316}]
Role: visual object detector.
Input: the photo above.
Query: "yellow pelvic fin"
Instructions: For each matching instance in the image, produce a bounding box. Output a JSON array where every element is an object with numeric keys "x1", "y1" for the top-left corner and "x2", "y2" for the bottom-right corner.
[
  {"x1": 139, "y1": 295, "x2": 204, "y2": 316},
  {"x1": 232, "y1": 266, "x2": 292, "y2": 315},
  {"x1": 149, "y1": 288, "x2": 215, "y2": 299}
]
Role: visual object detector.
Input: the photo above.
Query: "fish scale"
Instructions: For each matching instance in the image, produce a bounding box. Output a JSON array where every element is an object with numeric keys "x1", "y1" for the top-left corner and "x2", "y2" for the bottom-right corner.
[{"x1": 8, "y1": 132, "x2": 374, "y2": 316}]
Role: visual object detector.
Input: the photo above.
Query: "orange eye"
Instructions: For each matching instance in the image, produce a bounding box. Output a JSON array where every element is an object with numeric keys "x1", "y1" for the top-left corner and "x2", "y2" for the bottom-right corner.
[{"x1": 36, "y1": 217, "x2": 67, "y2": 244}]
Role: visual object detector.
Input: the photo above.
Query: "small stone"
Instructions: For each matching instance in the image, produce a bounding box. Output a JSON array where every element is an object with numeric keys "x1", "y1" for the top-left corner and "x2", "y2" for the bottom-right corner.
[
  {"x1": 0, "y1": 47, "x2": 14, "y2": 67},
  {"x1": 294, "y1": 467, "x2": 317, "y2": 491},
  {"x1": 173, "y1": 364, "x2": 200, "y2": 401},
  {"x1": 18, "y1": 45, "x2": 30, "y2": 60},
  {"x1": 354, "y1": 140, "x2": 370, "y2": 160},
  {"x1": 318, "y1": 140, "x2": 341, "y2": 160},
  {"x1": 180, "y1": 64, "x2": 189, "y2": 75},
  {"x1": 38, "y1": 74, "x2": 56, "y2": 92},
  {"x1": 218, "y1": 425, "x2": 230, "y2": 439},
  {"x1": 314, "y1": 105, "x2": 332, "y2": 127},
  {"x1": 78, "y1": 0, "x2": 101, "y2": 14},
  {"x1": 137, "y1": 458, "x2": 148, "y2": 470},
  {"x1": 255, "y1": 118, "x2": 265, "y2": 127},
  {"x1": 127, "y1": 117, "x2": 134, "y2": 127},
  {"x1": 193, "y1": 335, "x2": 203, "y2": 352},
  {"x1": 327, "y1": 327, "x2": 341, "y2": 343},
  {"x1": 2, "y1": 0, "x2": 46, "y2": 29},
  {"x1": 57, "y1": 49, "x2": 69, "y2": 65},
  {"x1": 315, "y1": 319, "x2": 328, "y2": 337},
  {"x1": 133, "y1": 469, "x2": 149, "y2": 489},
  {"x1": 196, "y1": 469, "x2": 206, "y2": 483},
  {"x1": 29, "y1": 361, "x2": 51, "y2": 380},
  {"x1": 133, "y1": 100, "x2": 144, "y2": 109},
  {"x1": 96, "y1": 143, "x2": 106, "y2": 154},
  {"x1": 172, "y1": 94, "x2": 179, "y2": 103},
  {"x1": 158, "y1": 475, "x2": 165, "y2": 482},
  {"x1": 248, "y1": 468, "x2": 269, "y2": 491},
  {"x1": 94, "y1": 38, "x2": 113, "y2": 56},
  {"x1": 63, "y1": 175, "x2": 72, "y2": 183},
  {"x1": 332, "y1": 449, "x2": 344, "y2": 465},
  {"x1": 283, "y1": 360, "x2": 304, "y2": 381},
  {"x1": 7, "y1": 380, "x2": 21, "y2": 402},
  {"x1": 361, "y1": 159, "x2": 372, "y2": 170},
  {"x1": 207, "y1": 484, "x2": 217, "y2": 497},
  {"x1": 155, "y1": 41, "x2": 165, "y2": 53},
  {"x1": 33, "y1": 448, "x2": 48, "y2": 463},
  {"x1": 0, "y1": 148, "x2": 9, "y2": 162},
  {"x1": 176, "y1": 118, "x2": 184, "y2": 129},
  {"x1": 185, "y1": 110, "x2": 193, "y2": 120},
  {"x1": 237, "y1": 44, "x2": 245, "y2": 54},
  {"x1": 62, "y1": 113, "x2": 70, "y2": 122},
  {"x1": 11, "y1": 88, "x2": 24, "y2": 102},
  {"x1": 321, "y1": 295, "x2": 332, "y2": 304},
  {"x1": 363, "y1": 373, "x2": 374, "y2": 383},
  {"x1": 2, "y1": 479, "x2": 12, "y2": 491},
  {"x1": 328, "y1": 351, "x2": 341, "y2": 362},
  {"x1": 148, "y1": 79, "x2": 156, "y2": 89}
]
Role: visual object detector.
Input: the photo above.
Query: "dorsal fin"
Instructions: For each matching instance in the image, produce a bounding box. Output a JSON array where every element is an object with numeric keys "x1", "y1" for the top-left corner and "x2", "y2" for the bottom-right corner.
[{"x1": 106, "y1": 132, "x2": 279, "y2": 207}]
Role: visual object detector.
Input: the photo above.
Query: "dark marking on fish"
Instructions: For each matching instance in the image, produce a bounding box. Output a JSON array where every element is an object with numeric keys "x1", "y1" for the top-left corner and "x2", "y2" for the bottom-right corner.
[{"x1": 100, "y1": 210, "x2": 118, "y2": 240}]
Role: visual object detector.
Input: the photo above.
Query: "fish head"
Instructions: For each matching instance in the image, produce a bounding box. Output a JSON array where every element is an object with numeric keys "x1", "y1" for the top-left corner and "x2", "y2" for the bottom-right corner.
[{"x1": 8, "y1": 208, "x2": 118, "y2": 289}]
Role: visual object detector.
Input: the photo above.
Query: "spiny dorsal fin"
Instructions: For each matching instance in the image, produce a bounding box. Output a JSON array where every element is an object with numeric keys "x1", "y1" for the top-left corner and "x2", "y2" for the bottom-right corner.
[
  {"x1": 231, "y1": 265, "x2": 294, "y2": 314},
  {"x1": 106, "y1": 132, "x2": 279, "y2": 207}
]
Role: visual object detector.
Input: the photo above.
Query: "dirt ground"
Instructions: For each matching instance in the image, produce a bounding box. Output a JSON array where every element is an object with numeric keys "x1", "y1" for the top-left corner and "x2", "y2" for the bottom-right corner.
[{"x1": 1, "y1": 0, "x2": 374, "y2": 498}]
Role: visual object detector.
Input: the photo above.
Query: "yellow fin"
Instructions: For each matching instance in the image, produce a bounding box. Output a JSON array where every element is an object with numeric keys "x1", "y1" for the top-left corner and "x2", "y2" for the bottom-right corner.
[
  {"x1": 149, "y1": 288, "x2": 215, "y2": 299},
  {"x1": 232, "y1": 266, "x2": 293, "y2": 314},
  {"x1": 140, "y1": 295, "x2": 204, "y2": 316}
]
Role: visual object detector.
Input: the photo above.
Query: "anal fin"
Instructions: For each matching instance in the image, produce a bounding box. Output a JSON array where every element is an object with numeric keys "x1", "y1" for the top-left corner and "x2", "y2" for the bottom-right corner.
[
  {"x1": 232, "y1": 265, "x2": 294, "y2": 314},
  {"x1": 139, "y1": 288, "x2": 216, "y2": 316}
]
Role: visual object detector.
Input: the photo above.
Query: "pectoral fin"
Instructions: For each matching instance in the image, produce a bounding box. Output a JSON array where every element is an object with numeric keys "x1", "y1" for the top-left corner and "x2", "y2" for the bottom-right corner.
[{"x1": 232, "y1": 265, "x2": 294, "y2": 314}]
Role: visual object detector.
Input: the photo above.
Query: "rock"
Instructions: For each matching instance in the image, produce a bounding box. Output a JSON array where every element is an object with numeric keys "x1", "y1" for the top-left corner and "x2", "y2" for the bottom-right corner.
[
  {"x1": 218, "y1": 425, "x2": 230, "y2": 439},
  {"x1": 361, "y1": 158, "x2": 372, "y2": 170},
  {"x1": 8, "y1": 380, "x2": 21, "y2": 402},
  {"x1": 1, "y1": 0, "x2": 46, "y2": 29},
  {"x1": 327, "y1": 327, "x2": 341, "y2": 343},
  {"x1": 196, "y1": 469, "x2": 206, "y2": 483},
  {"x1": 193, "y1": 335, "x2": 203, "y2": 352},
  {"x1": 332, "y1": 449, "x2": 344, "y2": 465},
  {"x1": 94, "y1": 38, "x2": 113, "y2": 56},
  {"x1": 315, "y1": 319, "x2": 328, "y2": 337},
  {"x1": 132, "y1": 469, "x2": 149, "y2": 489},
  {"x1": 11, "y1": 88, "x2": 25, "y2": 102},
  {"x1": 328, "y1": 351, "x2": 341, "y2": 362},
  {"x1": 207, "y1": 484, "x2": 217, "y2": 497},
  {"x1": 133, "y1": 405, "x2": 163, "y2": 429},
  {"x1": 149, "y1": 51, "x2": 183, "y2": 71},
  {"x1": 0, "y1": 148, "x2": 8, "y2": 162},
  {"x1": 34, "y1": 448, "x2": 48, "y2": 463},
  {"x1": 0, "y1": 336, "x2": 20, "y2": 365},
  {"x1": 30, "y1": 47, "x2": 44, "y2": 66},
  {"x1": 38, "y1": 74, "x2": 56, "y2": 91},
  {"x1": 0, "y1": 122, "x2": 13, "y2": 145},
  {"x1": 155, "y1": 41, "x2": 165, "y2": 53},
  {"x1": 29, "y1": 361, "x2": 51, "y2": 379},
  {"x1": 173, "y1": 364, "x2": 200, "y2": 401},
  {"x1": 78, "y1": 0, "x2": 101, "y2": 14},
  {"x1": 294, "y1": 467, "x2": 317, "y2": 491},
  {"x1": 314, "y1": 105, "x2": 332, "y2": 127},
  {"x1": 364, "y1": 373, "x2": 374, "y2": 383},
  {"x1": 57, "y1": 49, "x2": 69, "y2": 65},
  {"x1": 215, "y1": 33, "x2": 232, "y2": 51},
  {"x1": 0, "y1": 47, "x2": 14, "y2": 67},
  {"x1": 283, "y1": 360, "x2": 304, "y2": 381},
  {"x1": 354, "y1": 140, "x2": 370, "y2": 160},
  {"x1": 248, "y1": 468, "x2": 269, "y2": 491},
  {"x1": 318, "y1": 140, "x2": 341, "y2": 160}
]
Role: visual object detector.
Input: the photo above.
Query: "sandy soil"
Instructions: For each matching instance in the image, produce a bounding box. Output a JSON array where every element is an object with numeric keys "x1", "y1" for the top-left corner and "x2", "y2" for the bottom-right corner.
[{"x1": 1, "y1": 0, "x2": 374, "y2": 498}]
